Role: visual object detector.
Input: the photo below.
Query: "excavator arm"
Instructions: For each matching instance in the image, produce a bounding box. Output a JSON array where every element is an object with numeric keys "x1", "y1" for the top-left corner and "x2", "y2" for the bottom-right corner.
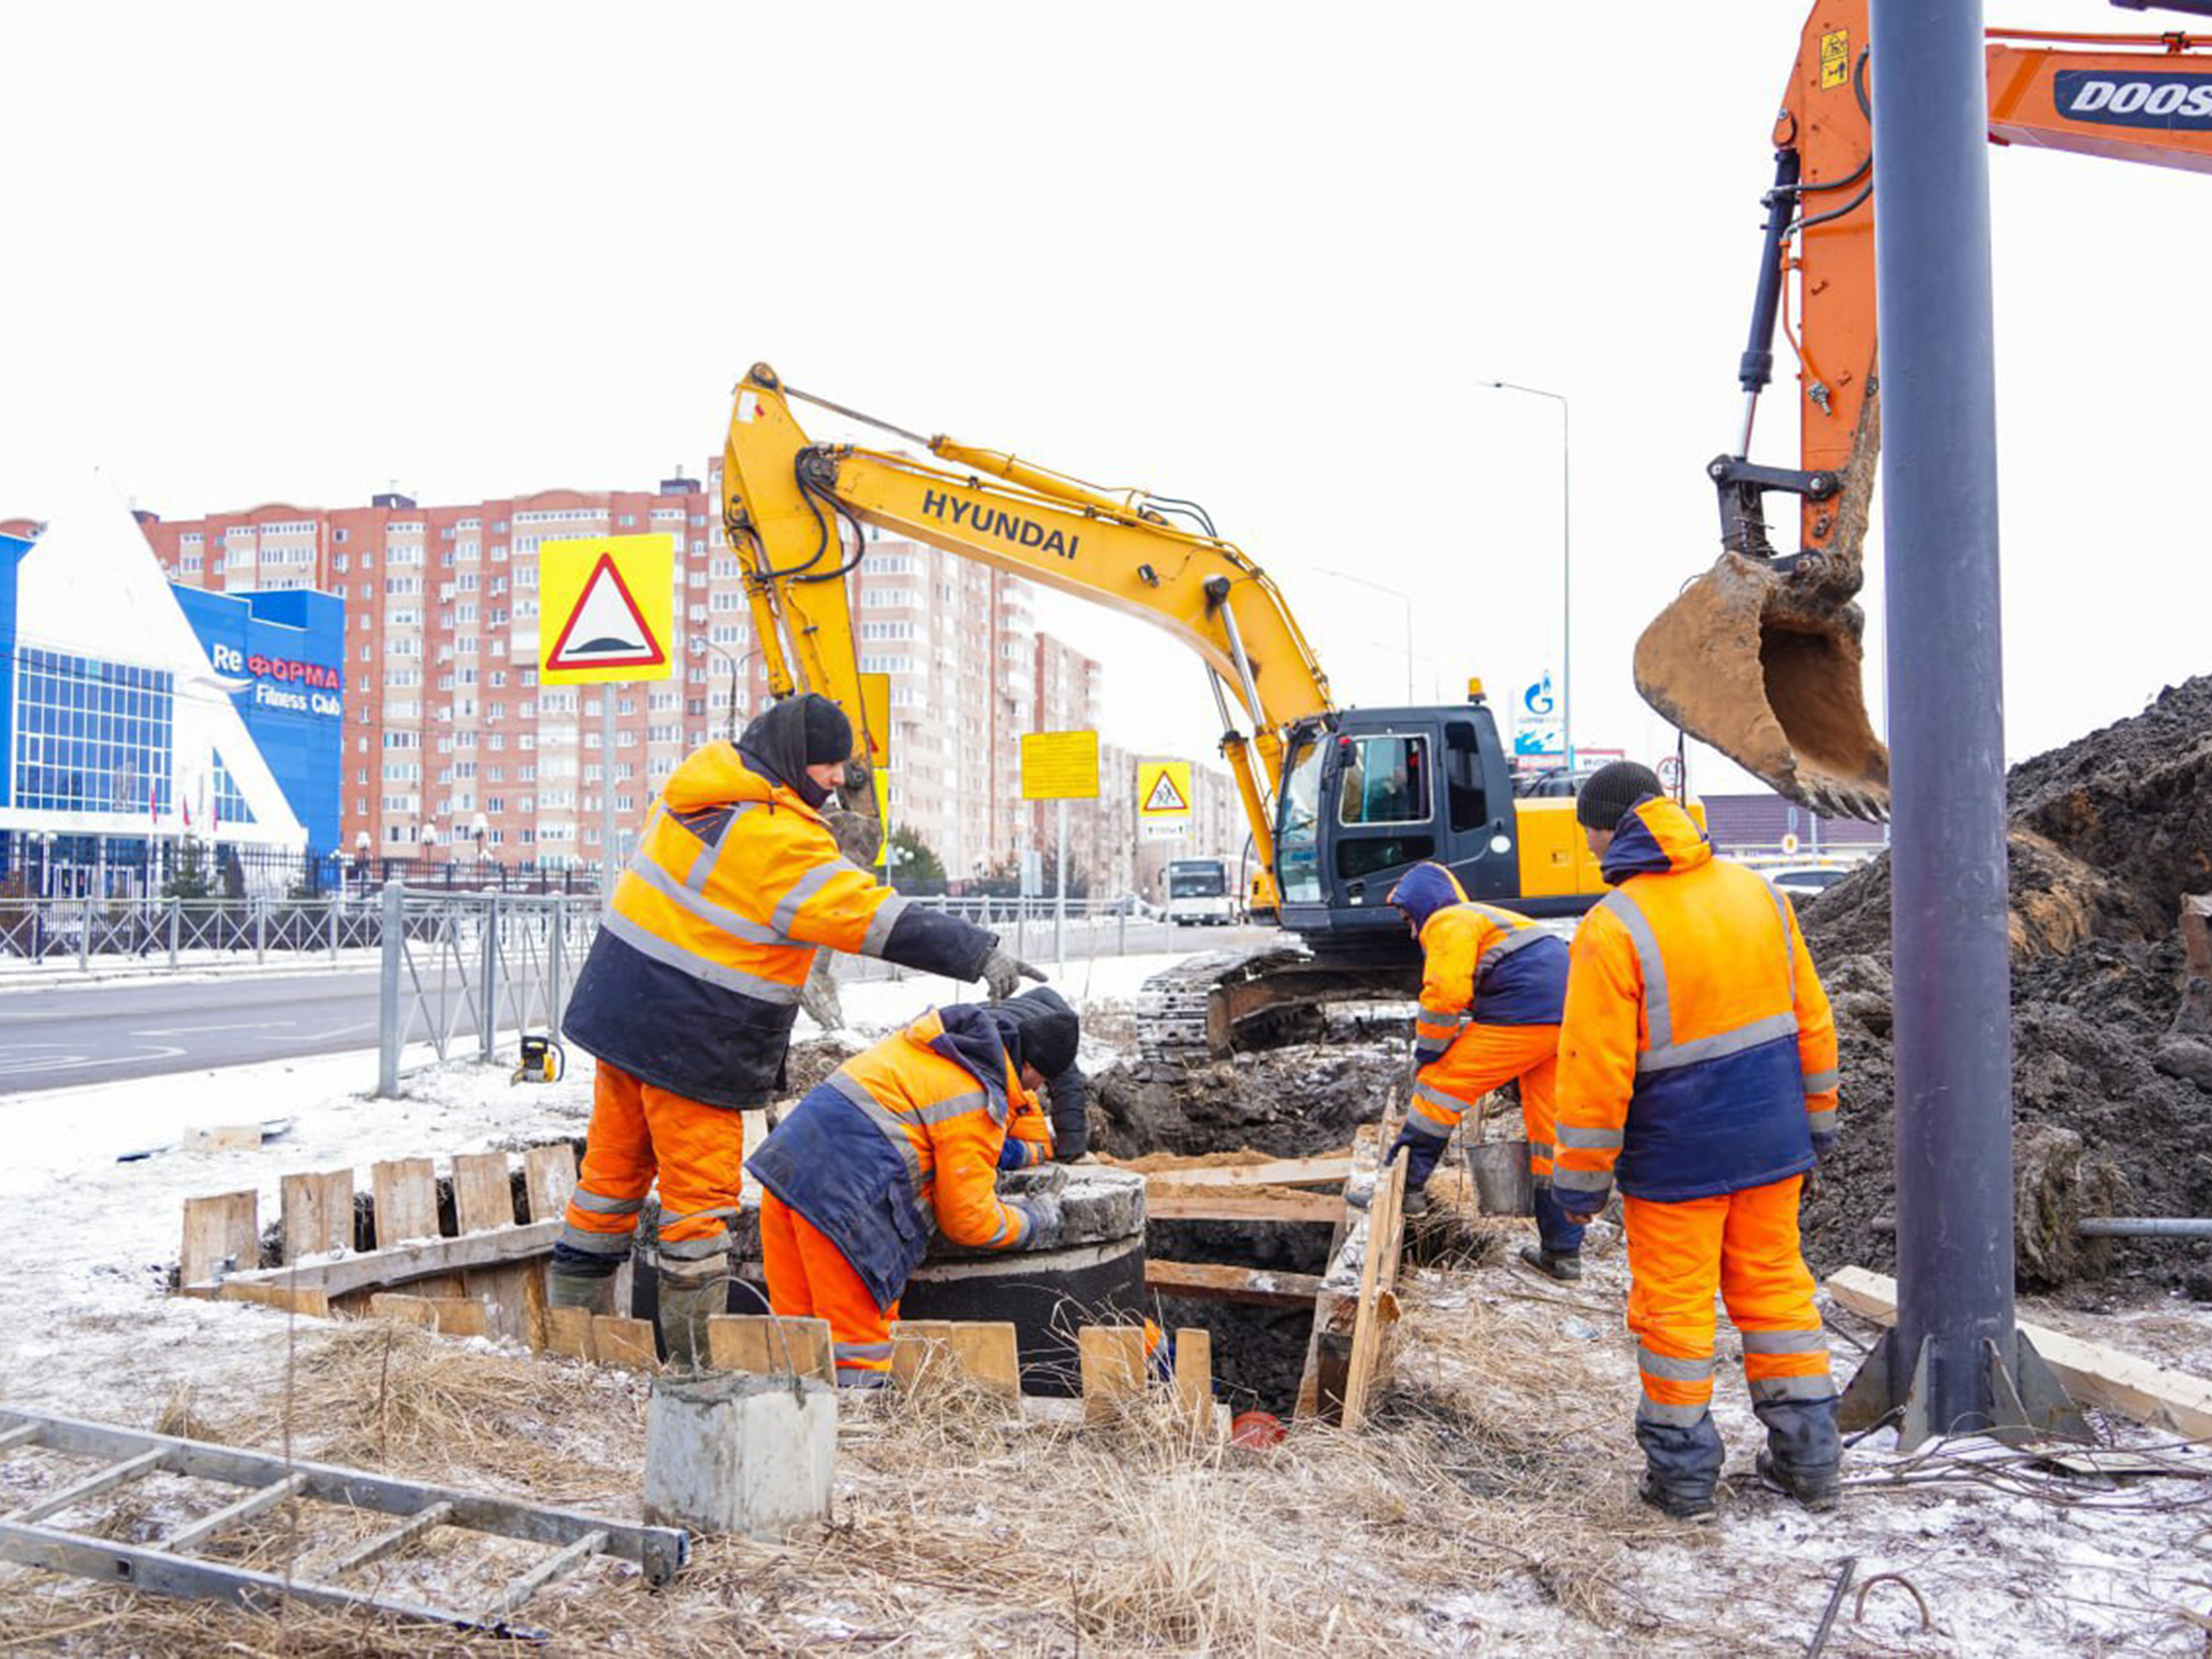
[
  {"x1": 1636, "y1": 0, "x2": 2212, "y2": 820},
  {"x1": 719, "y1": 363, "x2": 1337, "y2": 911}
]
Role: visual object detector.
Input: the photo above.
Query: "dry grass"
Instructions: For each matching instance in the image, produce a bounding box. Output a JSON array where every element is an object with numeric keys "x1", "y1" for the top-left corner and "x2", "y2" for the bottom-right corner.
[{"x1": 0, "y1": 1276, "x2": 1721, "y2": 1655}]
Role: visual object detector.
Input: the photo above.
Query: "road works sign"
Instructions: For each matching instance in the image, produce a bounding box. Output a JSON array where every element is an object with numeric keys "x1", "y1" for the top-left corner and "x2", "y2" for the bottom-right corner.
[
  {"x1": 538, "y1": 534, "x2": 674, "y2": 684},
  {"x1": 1138, "y1": 759, "x2": 1193, "y2": 819},
  {"x1": 1020, "y1": 730, "x2": 1099, "y2": 800}
]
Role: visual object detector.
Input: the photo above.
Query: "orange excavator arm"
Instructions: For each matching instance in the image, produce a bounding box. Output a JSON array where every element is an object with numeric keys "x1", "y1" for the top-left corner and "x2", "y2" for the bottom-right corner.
[{"x1": 1635, "y1": 0, "x2": 2212, "y2": 820}]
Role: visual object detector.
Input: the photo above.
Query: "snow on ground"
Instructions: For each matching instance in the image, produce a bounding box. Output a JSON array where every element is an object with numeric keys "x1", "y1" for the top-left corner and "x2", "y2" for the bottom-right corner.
[{"x1": 5, "y1": 948, "x2": 2212, "y2": 1649}]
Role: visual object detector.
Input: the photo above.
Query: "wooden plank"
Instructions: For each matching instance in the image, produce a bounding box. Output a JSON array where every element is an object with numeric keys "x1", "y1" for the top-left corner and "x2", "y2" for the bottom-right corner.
[
  {"x1": 705, "y1": 1315, "x2": 836, "y2": 1385},
  {"x1": 1826, "y1": 1266, "x2": 2212, "y2": 1439},
  {"x1": 1078, "y1": 1326, "x2": 1148, "y2": 1424},
  {"x1": 429, "y1": 1297, "x2": 490, "y2": 1339},
  {"x1": 451, "y1": 1153, "x2": 515, "y2": 1234},
  {"x1": 1144, "y1": 1188, "x2": 1341, "y2": 1224},
  {"x1": 1125, "y1": 1155, "x2": 1353, "y2": 1189},
  {"x1": 461, "y1": 1262, "x2": 535, "y2": 1346},
  {"x1": 180, "y1": 1191, "x2": 259, "y2": 1290},
  {"x1": 369, "y1": 1293, "x2": 439, "y2": 1330},
  {"x1": 1145, "y1": 1259, "x2": 1326, "y2": 1309},
  {"x1": 1173, "y1": 1327, "x2": 1214, "y2": 1429},
  {"x1": 520, "y1": 1144, "x2": 578, "y2": 1223},
  {"x1": 519, "y1": 1262, "x2": 550, "y2": 1353},
  {"x1": 948, "y1": 1322, "x2": 1022, "y2": 1397},
  {"x1": 218, "y1": 1282, "x2": 331, "y2": 1318},
  {"x1": 593, "y1": 1315, "x2": 660, "y2": 1370},
  {"x1": 545, "y1": 1306, "x2": 596, "y2": 1361},
  {"x1": 370, "y1": 1158, "x2": 438, "y2": 1249},
  {"x1": 1296, "y1": 1122, "x2": 1380, "y2": 1423},
  {"x1": 219, "y1": 1219, "x2": 562, "y2": 1299},
  {"x1": 889, "y1": 1319, "x2": 957, "y2": 1386},
  {"x1": 280, "y1": 1169, "x2": 353, "y2": 1262},
  {"x1": 1341, "y1": 1144, "x2": 1408, "y2": 1431}
]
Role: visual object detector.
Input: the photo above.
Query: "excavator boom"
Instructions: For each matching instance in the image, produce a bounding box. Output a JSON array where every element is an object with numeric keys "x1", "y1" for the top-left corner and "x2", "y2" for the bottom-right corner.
[{"x1": 1636, "y1": 0, "x2": 2212, "y2": 819}]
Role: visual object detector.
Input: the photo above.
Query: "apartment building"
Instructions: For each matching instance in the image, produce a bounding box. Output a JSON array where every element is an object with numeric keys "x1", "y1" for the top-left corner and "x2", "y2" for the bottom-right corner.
[{"x1": 143, "y1": 474, "x2": 1109, "y2": 880}]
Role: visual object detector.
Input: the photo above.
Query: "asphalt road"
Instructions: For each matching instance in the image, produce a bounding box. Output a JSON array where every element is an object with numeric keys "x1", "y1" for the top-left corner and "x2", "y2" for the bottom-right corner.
[{"x1": 0, "y1": 970, "x2": 444, "y2": 1094}]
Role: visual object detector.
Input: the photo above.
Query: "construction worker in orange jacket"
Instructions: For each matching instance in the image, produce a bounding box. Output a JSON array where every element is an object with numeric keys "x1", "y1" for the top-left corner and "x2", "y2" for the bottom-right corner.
[
  {"x1": 1384, "y1": 863, "x2": 1584, "y2": 1277},
  {"x1": 551, "y1": 693, "x2": 1041, "y2": 1368},
  {"x1": 1553, "y1": 762, "x2": 1842, "y2": 1521},
  {"x1": 749, "y1": 988, "x2": 1084, "y2": 1385}
]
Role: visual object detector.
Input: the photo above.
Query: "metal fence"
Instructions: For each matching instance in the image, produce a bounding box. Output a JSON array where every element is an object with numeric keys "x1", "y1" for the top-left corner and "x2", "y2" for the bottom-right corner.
[
  {"x1": 374, "y1": 887, "x2": 602, "y2": 1095},
  {"x1": 0, "y1": 893, "x2": 386, "y2": 972}
]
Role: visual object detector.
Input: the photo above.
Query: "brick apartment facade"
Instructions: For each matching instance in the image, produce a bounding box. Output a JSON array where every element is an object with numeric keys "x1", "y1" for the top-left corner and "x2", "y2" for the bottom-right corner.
[{"x1": 139, "y1": 471, "x2": 1240, "y2": 887}]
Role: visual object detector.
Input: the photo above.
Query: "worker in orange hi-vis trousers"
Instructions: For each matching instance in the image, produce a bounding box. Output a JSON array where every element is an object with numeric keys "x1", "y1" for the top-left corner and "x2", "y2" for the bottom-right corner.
[
  {"x1": 750, "y1": 988, "x2": 1085, "y2": 1386},
  {"x1": 1553, "y1": 763, "x2": 1842, "y2": 1523},
  {"x1": 1383, "y1": 862, "x2": 1583, "y2": 1278},
  {"x1": 550, "y1": 693, "x2": 1041, "y2": 1372}
]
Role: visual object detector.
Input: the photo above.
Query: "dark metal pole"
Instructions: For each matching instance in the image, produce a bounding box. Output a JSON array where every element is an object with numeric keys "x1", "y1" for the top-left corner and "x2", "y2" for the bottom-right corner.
[{"x1": 1841, "y1": 0, "x2": 2079, "y2": 1448}]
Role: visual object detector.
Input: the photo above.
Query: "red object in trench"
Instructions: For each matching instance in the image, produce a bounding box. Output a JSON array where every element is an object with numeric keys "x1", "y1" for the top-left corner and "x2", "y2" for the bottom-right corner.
[{"x1": 1229, "y1": 1410, "x2": 1286, "y2": 1449}]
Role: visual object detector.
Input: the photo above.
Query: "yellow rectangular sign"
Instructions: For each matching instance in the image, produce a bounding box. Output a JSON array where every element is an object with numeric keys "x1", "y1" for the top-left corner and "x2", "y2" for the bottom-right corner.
[
  {"x1": 1137, "y1": 759, "x2": 1193, "y2": 818},
  {"x1": 1819, "y1": 29, "x2": 1851, "y2": 89},
  {"x1": 537, "y1": 533, "x2": 675, "y2": 685},
  {"x1": 1021, "y1": 730, "x2": 1100, "y2": 800}
]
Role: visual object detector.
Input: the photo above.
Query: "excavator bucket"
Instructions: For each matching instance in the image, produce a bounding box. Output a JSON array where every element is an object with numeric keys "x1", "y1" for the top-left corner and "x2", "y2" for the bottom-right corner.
[{"x1": 1635, "y1": 400, "x2": 1890, "y2": 822}]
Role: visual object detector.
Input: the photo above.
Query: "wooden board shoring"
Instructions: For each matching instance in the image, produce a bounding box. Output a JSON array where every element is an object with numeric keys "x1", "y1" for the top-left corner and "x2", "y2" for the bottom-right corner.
[
  {"x1": 522, "y1": 1144, "x2": 579, "y2": 1224},
  {"x1": 593, "y1": 1316, "x2": 660, "y2": 1370},
  {"x1": 220, "y1": 1219, "x2": 563, "y2": 1300},
  {"x1": 451, "y1": 1152, "x2": 516, "y2": 1234},
  {"x1": 545, "y1": 1305, "x2": 596, "y2": 1360},
  {"x1": 1341, "y1": 1143, "x2": 1408, "y2": 1431},
  {"x1": 180, "y1": 1191, "x2": 259, "y2": 1290},
  {"x1": 1078, "y1": 1326, "x2": 1149, "y2": 1424},
  {"x1": 1173, "y1": 1327, "x2": 1214, "y2": 1429},
  {"x1": 1120, "y1": 1155, "x2": 1353, "y2": 1189},
  {"x1": 218, "y1": 1281, "x2": 330, "y2": 1318},
  {"x1": 370, "y1": 1158, "x2": 438, "y2": 1249},
  {"x1": 1144, "y1": 1188, "x2": 1341, "y2": 1224},
  {"x1": 707, "y1": 1314, "x2": 836, "y2": 1385},
  {"x1": 1826, "y1": 1266, "x2": 2212, "y2": 1440},
  {"x1": 1145, "y1": 1259, "x2": 1326, "y2": 1309},
  {"x1": 1294, "y1": 1116, "x2": 1413, "y2": 1427},
  {"x1": 281, "y1": 1169, "x2": 353, "y2": 1263}
]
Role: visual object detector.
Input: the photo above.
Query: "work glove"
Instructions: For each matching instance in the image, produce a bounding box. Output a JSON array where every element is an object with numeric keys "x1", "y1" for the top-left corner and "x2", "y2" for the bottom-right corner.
[
  {"x1": 1385, "y1": 1124, "x2": 1445, "y2": 1194},
  {"x1": 980, "y1": 944, "x2": 1046, "y2": 1001},
  {"x1": 1017, "y1": 1193, "x2": 1065, "y2": 1251}
]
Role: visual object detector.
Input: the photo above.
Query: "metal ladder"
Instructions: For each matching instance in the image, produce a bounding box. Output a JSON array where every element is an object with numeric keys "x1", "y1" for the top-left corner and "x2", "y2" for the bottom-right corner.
[{"x1": 0, "y1": 1407, "x2": 687, "y2": 1642}]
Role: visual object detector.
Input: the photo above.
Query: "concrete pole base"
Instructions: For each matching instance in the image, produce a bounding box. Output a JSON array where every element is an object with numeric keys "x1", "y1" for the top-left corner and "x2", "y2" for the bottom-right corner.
[{"x1": 642, "y1": 1371, "x2": 836, "y2": 1539}]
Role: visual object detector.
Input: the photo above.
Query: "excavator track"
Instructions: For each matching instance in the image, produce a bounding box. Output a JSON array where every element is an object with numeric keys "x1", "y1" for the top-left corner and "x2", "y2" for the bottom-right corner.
[{"x1": 1135, "y1": 944, "x2": 1419, "y2": 1064}]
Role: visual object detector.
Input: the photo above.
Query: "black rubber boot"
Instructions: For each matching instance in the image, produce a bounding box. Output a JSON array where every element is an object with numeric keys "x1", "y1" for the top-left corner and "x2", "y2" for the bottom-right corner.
[
  {"x1": 1755, "y1": 1450, "x2": 1840, "y2": 1512},
  {"x1": 547, "y1": 1269, "x2": 615, "y2": 1314},
  {"x1": 1637, "y1": 1473, "x2": 1718, "y2": 1522},
  {"x1": 1517, "y1": 1244, "x2": 1582, "y2": 1282}
]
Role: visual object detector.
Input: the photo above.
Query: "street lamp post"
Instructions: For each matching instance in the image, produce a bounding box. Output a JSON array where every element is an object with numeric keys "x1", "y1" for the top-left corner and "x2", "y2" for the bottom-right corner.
[
  {"x1": 1317, "y1": 569, "x2": 1415, "y2": 703},
  {"x1": 691, "y1": 637, "x2": 749, "y2": 742},
  {"x1": 1484, "y1": 381, "x2": 1572, "y2": 772}
]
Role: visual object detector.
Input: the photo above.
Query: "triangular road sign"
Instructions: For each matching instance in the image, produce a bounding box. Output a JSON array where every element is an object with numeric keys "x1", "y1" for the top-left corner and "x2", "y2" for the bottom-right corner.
[
  {"x1": 1142, "y1": 768, "x2": 1189, "y2": 814},
  {"x1": 545, "y1": 553, "x2": 667, "y2": 673}
]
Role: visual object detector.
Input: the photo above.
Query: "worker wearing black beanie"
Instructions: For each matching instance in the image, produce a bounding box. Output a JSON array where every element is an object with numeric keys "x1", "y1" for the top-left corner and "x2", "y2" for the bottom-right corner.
[{"x1": 1574, "y1": 760, "x2": 1666, "y2": 836}]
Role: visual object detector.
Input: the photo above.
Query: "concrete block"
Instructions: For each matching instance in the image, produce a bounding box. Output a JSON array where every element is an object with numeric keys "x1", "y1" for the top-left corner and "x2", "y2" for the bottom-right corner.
[{"x1": 643, "y1": 1371, "x2": 836, "y2": 1540}]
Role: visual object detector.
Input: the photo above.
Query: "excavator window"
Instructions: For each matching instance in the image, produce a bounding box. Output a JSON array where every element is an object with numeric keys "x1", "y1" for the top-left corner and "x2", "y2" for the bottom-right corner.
[
  {"x1": 1336, "y1": 734, "x2": 1429, "y2": 827},
  {"x1": 1443, "y1": 722, "x2": 1489, "y2": 833}
]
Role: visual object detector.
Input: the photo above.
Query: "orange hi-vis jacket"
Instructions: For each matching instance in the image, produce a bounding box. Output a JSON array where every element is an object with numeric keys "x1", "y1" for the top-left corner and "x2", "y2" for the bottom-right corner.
[
  {"x1": 562, "y1": 739, "x2": 993, "y2": 1108},
  {"x1": 1553, "y1": 796, "x2": 1839, "y2": 1209},
  {"x1": 749, "y1": 1005, "x2": 1039, "y2": 1312}
]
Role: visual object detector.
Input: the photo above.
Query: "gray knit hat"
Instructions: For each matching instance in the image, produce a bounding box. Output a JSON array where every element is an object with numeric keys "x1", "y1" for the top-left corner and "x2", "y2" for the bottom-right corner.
[{"x1": 1574, "y1": 761, "x2": 1665, "y2": 833}]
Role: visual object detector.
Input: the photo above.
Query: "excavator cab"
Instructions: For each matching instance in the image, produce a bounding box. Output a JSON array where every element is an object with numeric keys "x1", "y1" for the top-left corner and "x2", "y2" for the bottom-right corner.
[{"x1": 1271, "y1": 699, "x2": 1528, "y2": 966}]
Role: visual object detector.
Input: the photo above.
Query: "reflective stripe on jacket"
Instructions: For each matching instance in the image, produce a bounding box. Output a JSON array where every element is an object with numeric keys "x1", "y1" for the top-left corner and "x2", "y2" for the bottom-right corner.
[
  {"x1": 1552, "y1": 796, "x2": 1840, "y2": 1207},
  {"x1": 562, "y1": 740, "x2": 994, "y2": 1108},
  {"x1": 748, "y1": 1005, "x2": 1035, "y2": 1312}
]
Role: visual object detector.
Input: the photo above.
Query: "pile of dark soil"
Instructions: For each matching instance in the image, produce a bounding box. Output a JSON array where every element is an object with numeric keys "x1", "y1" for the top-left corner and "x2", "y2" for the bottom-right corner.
[
  {"x1": 1802, "y1": 676, "x2": 2212, "y2": 1293},
  {"x1": 1087, "y1": 1040, "x2": 1402, "y2": 1161}
]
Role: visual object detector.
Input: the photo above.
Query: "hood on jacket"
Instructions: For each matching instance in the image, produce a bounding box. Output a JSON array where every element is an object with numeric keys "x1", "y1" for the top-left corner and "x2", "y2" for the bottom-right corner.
[
  {"x1": 736, "y1": 693, "x2": 850, "y2": 809},
  {"x1": 658, "y1": 733, "x2": 810, "y2": 820},
  {"x1": 1600, "y1": 795, "x2": 1713, "y2": 884},
  {"x1": 1387, "y1": 861, "x2": 1468, "y2": 931},
  {"x1": 984, "y1": 986, "x2": 1080, "y2": 1079},
  {"x1": 915, "y1": 1003, "x2": 1015, "y2": 1123}
]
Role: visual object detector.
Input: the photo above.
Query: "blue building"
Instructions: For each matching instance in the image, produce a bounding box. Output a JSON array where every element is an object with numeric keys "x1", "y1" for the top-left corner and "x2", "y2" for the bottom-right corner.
[{"x1": 0, "y1": 482, "x2": 344, "y2": 892}]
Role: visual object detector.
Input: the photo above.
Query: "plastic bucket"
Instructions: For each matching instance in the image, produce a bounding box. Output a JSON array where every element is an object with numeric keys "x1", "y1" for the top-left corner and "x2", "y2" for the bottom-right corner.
[{"x1": 1464, "y1": 1138, "x2": 1535, "y2": 1217}]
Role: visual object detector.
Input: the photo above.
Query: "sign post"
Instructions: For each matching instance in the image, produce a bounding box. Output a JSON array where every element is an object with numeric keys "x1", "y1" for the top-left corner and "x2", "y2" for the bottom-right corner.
[
  {"x1": 1020, "y1": 731, "x2": 1100, "y2": 971},
  {"x1": 537, "y1": 533, "x2": 675, "y2": 907}
]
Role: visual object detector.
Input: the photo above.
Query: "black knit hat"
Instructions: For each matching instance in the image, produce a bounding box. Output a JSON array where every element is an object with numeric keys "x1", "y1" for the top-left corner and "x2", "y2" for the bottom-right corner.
[
  {"x1": 801, "y1": 695, "x2": 854, "y2": 766},
  {"x1": 986, "y1": 986, "x2": 1080, "y2": 1079},
  {"x1": 1575, "y1": 760, "x2": 1665, "y2": 832}
]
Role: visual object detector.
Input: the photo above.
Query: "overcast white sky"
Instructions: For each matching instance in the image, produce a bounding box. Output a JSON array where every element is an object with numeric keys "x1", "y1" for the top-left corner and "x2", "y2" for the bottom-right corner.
[{"x1": 6, "y1": 1, "x2": 2206, "y2": 795}]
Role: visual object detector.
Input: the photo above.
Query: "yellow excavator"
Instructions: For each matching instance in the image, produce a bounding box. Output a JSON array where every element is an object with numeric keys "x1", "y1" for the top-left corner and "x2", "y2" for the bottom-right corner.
[
  {"x1": 1637, "y1": 0, "x2": 2212, "y2": 819},
  {"x1": 719, "y1": 363, "x2": 1616, "y2": 1056}
]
